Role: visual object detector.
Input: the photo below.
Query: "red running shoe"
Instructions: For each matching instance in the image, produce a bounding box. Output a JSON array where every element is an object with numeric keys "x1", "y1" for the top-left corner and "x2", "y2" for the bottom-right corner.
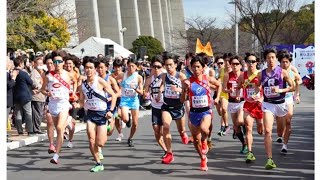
[
  {"x1": 200, "y1": 156, "x2": 208, "y2": 171},
  {"x1": 201, "y1": 141, "x2": 209, "y2": 155},
  {"x1": 162, "y1": 152, "x2": 174, "y2": 164},
  {"x1": 181, "y1": 133, "x2": 189, "y2": 144}
]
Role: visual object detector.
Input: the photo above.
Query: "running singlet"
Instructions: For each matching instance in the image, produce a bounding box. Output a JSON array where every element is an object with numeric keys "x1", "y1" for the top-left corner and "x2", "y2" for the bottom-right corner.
[
  {"x1": 189, "y1": 75, "x2": 211, "y2": 109},
  {"x1": 243, "y1": 71, "x2": 261, "y2": 102},
  {"x1": 227, "y1": 71, "x2": 243, "y2": 102},
  {"x1": 81, "y1": 75, "x2": 108, "y2": 111},
  {"x1": 121, "y1": 72, "x2": 138, "y2": 98},
  {"x1": 47, "y1": 71, "x2": 70, "y2": 101},
  {"x1": 150, "y1": 74, "x2": 163, "y2": 109},
  {"x1": 163, "y1": 72, "x2": 182, "y2": 106},
  {"x1": 285, "y1": 69, "x2": 295, "y2": 99},
  {"x1": 261, "y1": 66, "x2": 286, "y2": 103}
]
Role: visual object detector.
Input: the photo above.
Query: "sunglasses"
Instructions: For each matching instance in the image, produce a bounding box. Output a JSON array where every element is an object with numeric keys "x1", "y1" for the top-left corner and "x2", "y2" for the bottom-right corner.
[
  {"x1": 217, "y1": 62, "x2": 224, "y2": 65},
  {"x1": 231, "y1": 63, "x2": 240, "y2": 66},
  {"x1": 53, "y1": 60, "x2": 63, "y2": 64},
  {"x1": 153, "y1": 65, "x2": 162, "y2": 69},
  {"x1": 246, "y1": 60, "x2": 256, "y2": 64}
]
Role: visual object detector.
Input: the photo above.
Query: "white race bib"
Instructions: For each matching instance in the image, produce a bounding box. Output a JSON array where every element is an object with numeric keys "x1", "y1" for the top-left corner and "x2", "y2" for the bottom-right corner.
[
  {"x1": 264, "y1": 86, "x2": 279, "y2": 98},
  {"x1": 192, "y1": 95, "x2": 208, "y2": 108},
  {"x1": 124, "y1": 88, "x2": 136, "y2": 97},
  {"x1": 164, "y1": 85, "x2": 179, "y2": 99},
  {"x1": 246, "y1": 88, "x2": 255, "y2": 98}
]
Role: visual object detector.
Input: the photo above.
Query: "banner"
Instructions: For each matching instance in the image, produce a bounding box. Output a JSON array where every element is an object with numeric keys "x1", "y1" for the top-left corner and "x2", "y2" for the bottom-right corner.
[{"x1": 293, "y1": 45, "x2": 315, "y2": 78}]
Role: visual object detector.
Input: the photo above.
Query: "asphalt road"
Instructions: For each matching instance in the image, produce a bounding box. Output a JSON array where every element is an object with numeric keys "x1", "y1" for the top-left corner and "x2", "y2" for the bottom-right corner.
[{"x1": 7, "y1": 86, "x2": 314, "y2": 180}]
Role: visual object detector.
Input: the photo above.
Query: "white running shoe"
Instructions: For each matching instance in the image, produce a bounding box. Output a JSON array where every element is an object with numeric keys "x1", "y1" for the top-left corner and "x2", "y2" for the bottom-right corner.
[
  {"x1": 66, "y1": 116, "x2": 73, "y2": 130},
  {"x1": 121, "y1": 120, "x2": 126, "y2": 129},
  {"x1": 115, "y1": 133, "x2": 124, "y2": 141},
  {"x1": 67, "y1": 141, "x2": 73, "y2": 148}
]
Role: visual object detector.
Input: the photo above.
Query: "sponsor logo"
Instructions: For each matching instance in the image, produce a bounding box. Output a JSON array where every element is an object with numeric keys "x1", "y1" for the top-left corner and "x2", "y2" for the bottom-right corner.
[{"x1": 52, "y1": 83, "x2": 61, "y2": 88}]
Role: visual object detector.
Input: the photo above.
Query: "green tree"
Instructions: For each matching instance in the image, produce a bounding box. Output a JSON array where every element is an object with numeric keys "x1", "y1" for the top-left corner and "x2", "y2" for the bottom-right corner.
[
  {"x1": 7, "y1": 11, "x2": 70, "y2": 51},
  {"x1": 130, "y1": 36, "x2": 164, "y2": 59}
]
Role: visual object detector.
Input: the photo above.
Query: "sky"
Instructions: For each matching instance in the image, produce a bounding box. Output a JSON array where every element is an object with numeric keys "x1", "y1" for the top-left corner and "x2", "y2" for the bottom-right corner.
[{"x1": 183, "y1": 0, "x2": 314, "y2": 28}]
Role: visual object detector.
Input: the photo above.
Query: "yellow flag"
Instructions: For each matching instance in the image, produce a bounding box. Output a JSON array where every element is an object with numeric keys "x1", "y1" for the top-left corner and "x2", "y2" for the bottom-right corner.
[{"x1": 195, "y1": 38, "x2": 213, "y2": 57}]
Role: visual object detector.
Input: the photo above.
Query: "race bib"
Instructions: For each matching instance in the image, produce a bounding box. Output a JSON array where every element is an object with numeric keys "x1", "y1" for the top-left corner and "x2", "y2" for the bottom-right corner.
[
  {"x1": 51, "y1": 89, "x2": 64, "y2": 99},
  {"x1": 192, "y1": 95, "x2": 209, "y2": 108},
  {"x1": 230, "y1": 83, "x2": 243, "y2": 98},
  {"x1": 246, "y1": 88, "x2": 255, "y2": 98},
  {"x1": 164, "y1": 85, "x2": 179, "y2": 99},
  {"x1": 264, "y1": 86, "x2": 279, "y2": 98},
  {"x1": 124, "y1": 88, "x2": 136, "y2": 97}
]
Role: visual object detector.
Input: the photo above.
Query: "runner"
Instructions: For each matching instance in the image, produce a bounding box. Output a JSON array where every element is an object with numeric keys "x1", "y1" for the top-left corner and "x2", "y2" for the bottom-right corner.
[
  {"x1": 256, "y1": 48, "x2": 294, "y2": 169},
  {"x1": 217, "y1": 53, "x2": 232, "y2": 137},
  {"x1": 236, "y1": 53, "x2": 264, "y2": 163},
  {"x1": 42, "y1": 53, "x2": 56, "y2": 154},
  {"x1": 223, "y1": 55, "x2": 247, "y2": 154},
  {"x1": 96, "y1": 56, "x2": 121, "y2": 159},
  {"x1": 181, "y1": 55, "x2": 221, "y2": 171},
  {"x1": 64, "y1": 55, "x2": 80, "y2": 148},
  {"x1": 156, "y1": 52, "x2": 189, "y2": 164},
  {"x1": 76, "y1": 57, "x2": 117, "y2": 172},
  {"x1": 40, "y1": 51, "x2": 74, "y2": 164},
  {"x1": 118, "y1": 57, "x2": 144, "y2": 147},
  {"x1": 143, "y1": 55, "x2": 167, "y2": 158},
  {"x1": 276, "y1": 50, "x2": 301, "y2": 154},
  {"x1": 110, "y1": 58, "x2": 126, "y2": 141}
]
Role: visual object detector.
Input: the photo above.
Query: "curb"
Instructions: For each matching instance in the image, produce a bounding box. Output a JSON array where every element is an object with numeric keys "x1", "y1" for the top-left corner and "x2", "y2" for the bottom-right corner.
[{"x1": 7, "y1": 110, "x2": 151, "y2": 151}]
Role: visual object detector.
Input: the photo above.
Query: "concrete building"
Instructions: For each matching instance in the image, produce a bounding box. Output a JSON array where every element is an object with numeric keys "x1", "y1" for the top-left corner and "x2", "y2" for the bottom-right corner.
[{"x1": 75, "y1": 0, "x2": 186, "y2": 55}]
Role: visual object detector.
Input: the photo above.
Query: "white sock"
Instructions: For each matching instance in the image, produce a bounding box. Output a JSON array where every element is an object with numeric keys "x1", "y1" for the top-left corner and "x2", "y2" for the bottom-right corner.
[{"x1": 53, "y1": 153, "x2": 59, "y2": 161}]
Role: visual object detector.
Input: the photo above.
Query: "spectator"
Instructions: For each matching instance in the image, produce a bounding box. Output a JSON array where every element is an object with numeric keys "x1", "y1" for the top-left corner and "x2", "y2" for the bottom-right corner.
[
  {"x1": 30, "y1": 56, "x2": 46, "y2": 134},
  {"x1": 7, "y1": 57, "x2": 19, "y2": 141},
  {"x1": 13, "y1": 56, "x2": 34, "y2": 136}
]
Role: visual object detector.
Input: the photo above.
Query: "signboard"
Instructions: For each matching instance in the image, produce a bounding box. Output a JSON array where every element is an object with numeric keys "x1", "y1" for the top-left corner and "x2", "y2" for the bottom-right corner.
[{"x1": 293, "y1": 45, "x2": 315, "y2": 78}]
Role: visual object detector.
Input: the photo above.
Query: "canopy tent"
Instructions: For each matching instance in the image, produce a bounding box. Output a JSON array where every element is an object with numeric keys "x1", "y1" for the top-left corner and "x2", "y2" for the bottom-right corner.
[{"x1": 67, "y1": 36, "x2": 133, "y2": 58}]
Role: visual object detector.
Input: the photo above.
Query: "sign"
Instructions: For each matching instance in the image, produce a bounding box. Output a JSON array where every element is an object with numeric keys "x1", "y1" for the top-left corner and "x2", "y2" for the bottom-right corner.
[{"x1": 294, "y1": 45, "x2": 315, "y2": 77}]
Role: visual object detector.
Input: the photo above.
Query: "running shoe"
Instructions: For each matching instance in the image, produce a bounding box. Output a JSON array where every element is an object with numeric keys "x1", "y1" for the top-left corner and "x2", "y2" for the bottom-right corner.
[
  {"x1": 162, "y1": 152, "x2": 174, "y2": 164},
  {"x1": 276, "y1": 137, "x2": 283, "y2": 143},
  {"x1": 99, "y1": 152, "x2": 104, "y2": 160},
  {"x1": 222, "y1": 126, "x2": 231, "y2": 135},
  {"x1": 90, "y1": 164, "x2": 104, "y2": 172},
  {"x1": 207, "y1": 139, "x2": 213, "y2": 150},
  {"x1": 67, "y1": 141, "x2": 73, "y2": 148},
  {"x1": 63, "y1": 132, "x2": 68, "y2": 140},
  {"x1": 66, "y1": 116, "x2": 73, "y2": 130},
  {"x1": 217, "y1": 126, "x2": 224, "y2": 136},
  {"x1": 232, "y1": 130, "x2": 238, "y2": 139},
  {"x1": 50, "y1": 154, "x2": 59, "y2": 164},
  {"x1": 48, "y1": 144, "x2": 56, "y2": 154},
  {"x1": 240, "y1": 144, "x2": 248, "y2": 154},
  {"x1": 280, "y1": 144, "x2": 287, "y2": 155},
  {"x1": 200, "y1": 156, "x2": 208, "y2": 171},
  {"x1": 201, "y1": 141, "x2": 209, "y2": 155},
  {"x1": 116, "y1": 133, "x2": 124, "y2": 141},
  {"x1": 245, "y1": 152, "x2": 256, "y2": 163},
  {"x1": 128, "y1": 139, "x2": 134, "y2": 147},
  {"x1": 265, "y1": 158, "x2": 276, "y2": 170},
  {"x1": 126, "y1": 114, "x2": 132, "y2": 128},
  {"x1": 121, "y1": 120, "x2": 126, "y2": 129},
  {"x1": 181, "y1": 133, "x2": 189, "y2": 144}
]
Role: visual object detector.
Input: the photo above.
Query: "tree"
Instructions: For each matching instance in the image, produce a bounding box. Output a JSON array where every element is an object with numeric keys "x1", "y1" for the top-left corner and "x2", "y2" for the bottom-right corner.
[
  {"x1": 7, "y1": 10, "x2": 70, "y2": 51},
  {"x1": 130, "y1": 36, "x2": 164, "y2": 60},
  {"x1": 277, "y1": 1, "x2": 314, "y2": 45},
  {"x1": 235, "y1": 0, "x2": 297, "y2": 50}
]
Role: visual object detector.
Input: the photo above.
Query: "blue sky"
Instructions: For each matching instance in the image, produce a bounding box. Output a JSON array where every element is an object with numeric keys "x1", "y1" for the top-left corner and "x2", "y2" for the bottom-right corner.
[{"x1": 183, "y1": 0, "x2": 314, "y2": 28}]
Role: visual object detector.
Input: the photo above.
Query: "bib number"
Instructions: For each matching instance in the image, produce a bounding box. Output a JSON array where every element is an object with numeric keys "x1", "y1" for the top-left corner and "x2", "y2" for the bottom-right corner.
[
  {"x1": 124, "y1": 88, "x2": 136, "y2": 97},
  {"x1": 264, "y1": 86, "x2": 279, "y2": 98},
  {"x1": 192, "y1": 95, "x2": 208, "y2": 108},
  {"x1": 164, "y1": 85, "x2": 179, "y2": 99}
]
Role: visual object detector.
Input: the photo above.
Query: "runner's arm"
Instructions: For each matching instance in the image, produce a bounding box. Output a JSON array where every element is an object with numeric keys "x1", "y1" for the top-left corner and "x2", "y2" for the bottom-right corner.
[
  {"x1": 134, "y1": 75, "x2": 144, "y2": 95},
  {"x1": 110, "y1": 76, "x2": 121, "y2": 98},
  {"x1": 100, "y1": 78, "x2": 117, "y2": 111},
  {"x1": 143, "y1": 76, "x2": 152, "y2": 98},
  {"x1": 222, "y1": 73, "x2": 230, "y2": 93},
  {"x1": 180, "y1": 80, "x2": 188, "y2": 103},
  {"x1": 281, "y1": 69, "x2": 295, "y2": 93},
  {"x1": 236, "y1": 73, "x2": 244, "y2": 97}
]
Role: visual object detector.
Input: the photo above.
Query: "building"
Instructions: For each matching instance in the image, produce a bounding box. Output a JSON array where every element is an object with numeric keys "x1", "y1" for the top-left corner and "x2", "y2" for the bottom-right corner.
[{"x1": 75, "y1": 0, "x2": 187, "y2": 55}]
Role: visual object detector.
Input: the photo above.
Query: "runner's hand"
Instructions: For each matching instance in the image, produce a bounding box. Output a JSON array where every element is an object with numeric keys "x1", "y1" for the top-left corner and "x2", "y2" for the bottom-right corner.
[
  {"x1": 295, "y1": 95, "x2": 300, "y2": 104},
  {"x1": 106, "y1": 111, "x2": 113, "y2": 119}
]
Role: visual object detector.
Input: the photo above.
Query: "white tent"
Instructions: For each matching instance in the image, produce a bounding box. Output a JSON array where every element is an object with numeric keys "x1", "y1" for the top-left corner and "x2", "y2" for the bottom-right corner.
[{"x1": 67, "y1": 36, "x2": 133, "y2": 58}]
